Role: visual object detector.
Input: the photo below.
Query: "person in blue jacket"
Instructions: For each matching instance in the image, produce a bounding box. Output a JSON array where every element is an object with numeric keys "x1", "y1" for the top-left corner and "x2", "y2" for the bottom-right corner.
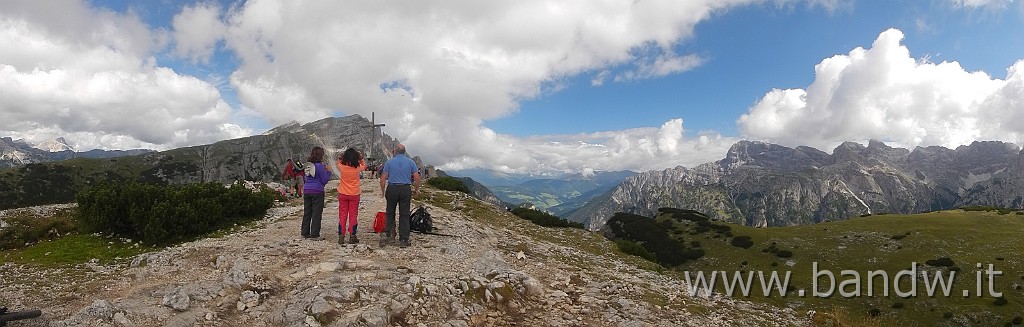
[{"x1": 301, "y1": 146, "x2": 332, "y2": 239}]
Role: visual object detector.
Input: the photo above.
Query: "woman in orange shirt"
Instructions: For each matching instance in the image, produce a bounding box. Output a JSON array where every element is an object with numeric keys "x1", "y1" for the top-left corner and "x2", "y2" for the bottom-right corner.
[{"x1": 336, "y1": 148, "x2": 367, "y2": 244}]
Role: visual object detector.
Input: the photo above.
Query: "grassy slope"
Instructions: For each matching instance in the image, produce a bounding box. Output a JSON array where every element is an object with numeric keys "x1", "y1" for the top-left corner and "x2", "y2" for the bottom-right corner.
[{"x1": 660, "y1": 209, "x2": 1024, "y2": 326}]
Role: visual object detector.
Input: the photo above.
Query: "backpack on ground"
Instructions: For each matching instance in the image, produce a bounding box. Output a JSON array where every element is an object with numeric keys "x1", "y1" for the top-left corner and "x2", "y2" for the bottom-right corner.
[
  {"x1": 410, "y1": 206, "x2": 433, "y2": 233},
  {"x1": 373, "y1": 211, "x2": 386, "y2": 233}
]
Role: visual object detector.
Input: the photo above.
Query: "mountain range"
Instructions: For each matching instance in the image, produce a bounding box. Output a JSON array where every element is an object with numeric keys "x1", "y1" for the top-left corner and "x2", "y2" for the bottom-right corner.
[
  {"x1": 569, "y1": 140, "x2": 1024, "y2": 230},
  {"x1": 1, "y1": 136, "x2": 152, "y2": 168},
  {"x1": 0, "y1": 115, "x2": 402, "y2": 210}
]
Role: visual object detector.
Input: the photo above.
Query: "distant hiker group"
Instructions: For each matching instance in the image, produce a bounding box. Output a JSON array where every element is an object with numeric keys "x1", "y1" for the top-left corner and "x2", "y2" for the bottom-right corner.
[
  {"x1": 281, "y1": 159, "x2": 304, "y2": 197},
  {"x1": 287, "y1": 143, "x2": 424, "y2": 248}
]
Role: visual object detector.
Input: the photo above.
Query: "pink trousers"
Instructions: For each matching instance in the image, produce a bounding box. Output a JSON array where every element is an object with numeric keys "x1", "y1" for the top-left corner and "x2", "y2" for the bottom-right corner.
[{"x1": 338, "y1": 194, "x2": 360, "y2": 235}]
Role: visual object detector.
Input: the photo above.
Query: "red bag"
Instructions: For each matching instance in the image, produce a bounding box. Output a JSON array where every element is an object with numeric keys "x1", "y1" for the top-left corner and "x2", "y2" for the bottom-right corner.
[{"x1": 373, "y1": 212, "x2": 386, "y2": 233}]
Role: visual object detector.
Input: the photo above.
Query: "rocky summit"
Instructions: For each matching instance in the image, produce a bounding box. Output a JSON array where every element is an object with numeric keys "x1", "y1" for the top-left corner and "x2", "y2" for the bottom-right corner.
[
  {"x1": 570, "y1": 140, "x2": 1024, "y2": 230},
  {"x1": 0, "y1": 182, "x2": 806, "y2": 326}
]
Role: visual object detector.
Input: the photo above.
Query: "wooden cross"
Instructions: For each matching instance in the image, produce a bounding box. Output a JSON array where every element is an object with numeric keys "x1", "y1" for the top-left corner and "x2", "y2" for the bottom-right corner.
[{"x1": 365, "y1": 112, "x2": 386, "y2": 161}]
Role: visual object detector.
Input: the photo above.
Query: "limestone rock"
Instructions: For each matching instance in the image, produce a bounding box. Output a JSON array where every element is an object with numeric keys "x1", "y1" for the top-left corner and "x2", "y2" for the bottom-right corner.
[{"x1": 162, "y1": 287, "x2": 191, "y2": 311}]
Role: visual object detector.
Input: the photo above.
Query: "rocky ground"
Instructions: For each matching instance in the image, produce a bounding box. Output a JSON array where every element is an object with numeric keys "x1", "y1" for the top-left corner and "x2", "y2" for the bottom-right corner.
[{"x1": 1, "y1": 181, "x2": 809, "y2": 327}]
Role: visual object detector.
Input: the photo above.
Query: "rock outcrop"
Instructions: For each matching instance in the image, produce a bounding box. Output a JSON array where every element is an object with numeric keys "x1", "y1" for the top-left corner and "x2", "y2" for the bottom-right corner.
[{"x1": 570, "y1": 140, "x2": 1024, "y2": 229}]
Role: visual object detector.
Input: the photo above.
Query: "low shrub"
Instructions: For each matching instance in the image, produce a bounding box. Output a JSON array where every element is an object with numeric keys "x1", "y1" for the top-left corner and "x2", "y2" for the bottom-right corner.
[
  {"x1": 76, "y1": 181, "x2": 275, "y2": 245},
  {"x1": 682, "y1": 249, "x2": 705, "y2": 260},
  {"x1": 925, "y1": 257, "x2": 955, "y2": 267},
  {"x1": 604, "y1": 212, "x2": 689, "y2": 267},
  {"x1": 614, "y1": 239, "x2": 656, "y2": 262},
  {"x1": 776, "y1": 250, "x2": 794, "y2": 258},
  {"x1": 510, "y1": 208, "x2": 584, "y2": 229},
  {"x1": 426, "y1": 176, "x2": 470, "y2": 194},
  {"x1": 730, "y1": 235, "x2": 754, "y2": 249}
]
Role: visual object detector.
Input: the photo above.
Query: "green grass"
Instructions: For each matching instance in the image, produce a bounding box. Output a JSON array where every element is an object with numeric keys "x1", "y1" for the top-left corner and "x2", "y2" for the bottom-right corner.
[
  {"x1": 655, "y1": 209, "x2": 1024, "y2": 326},
  {"x1": 0, "y1": 234, "x2": 152, "y2": 267}
]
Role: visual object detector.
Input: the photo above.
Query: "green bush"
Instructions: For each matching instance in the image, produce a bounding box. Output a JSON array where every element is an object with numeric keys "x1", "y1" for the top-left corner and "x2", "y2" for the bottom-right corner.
[
  {"x1": 604, "y1": 212, "x2": 690, "y2": 267},
  {"x1": 925, "y1": 257, "x2": 955, "y2": 267},
  {"x1": 614, "y1": 239, "x2": 656, "y2": 262},
  {"x1": 76, "y1": 181, "x2": 275, "y2": 245},
  {"x1": 426, "y1": 177, "x2": 470, "y2": 194},
  {"x1": 510, "y1": 207, "x2": 584, "y2": 229},
  {"x1": 730, "y1": 235, "x2": 754, "y2": 249},
  {"x1": 775, "y1": 250, "x2": 794, "y2": 258},
  {"x1": 993, "y1": 297, "x2": 1008, "y2": 306}
]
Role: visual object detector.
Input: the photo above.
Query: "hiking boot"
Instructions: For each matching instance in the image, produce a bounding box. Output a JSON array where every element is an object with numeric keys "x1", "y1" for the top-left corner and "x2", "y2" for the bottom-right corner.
[
  {"x1": 348, "y1": 234, "x2": 359, "y2": 244},
  {"x1": 338, "y1": 235, "x2": 345, "y2": 245},
  {"x1": 398, "y1": 239, "x2": 411, "y2": 248},
  {"x1": 378, "y1": 234, "x2": 388, "y2": 248}
]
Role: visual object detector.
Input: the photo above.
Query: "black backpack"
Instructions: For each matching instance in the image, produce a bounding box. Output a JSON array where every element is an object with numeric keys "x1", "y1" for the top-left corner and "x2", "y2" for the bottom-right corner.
[{"x1": 410, "y1": 206, "x2": 433, "y2": 233}]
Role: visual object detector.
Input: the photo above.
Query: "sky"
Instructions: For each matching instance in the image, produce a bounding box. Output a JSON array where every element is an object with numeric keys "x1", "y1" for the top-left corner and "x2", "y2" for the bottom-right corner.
[{"x1": 1, "y1": 0, "x2": 1023, "y2": 175}]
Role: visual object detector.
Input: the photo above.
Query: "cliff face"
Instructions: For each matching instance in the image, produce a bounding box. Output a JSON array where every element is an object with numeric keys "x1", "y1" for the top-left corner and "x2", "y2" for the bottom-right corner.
[
  {"x1": 146, "y1": 115, "x2": 399, "y2": 185},
  {"x1": 569, "y1": 140, "x2": 1024, "y2": 230}
]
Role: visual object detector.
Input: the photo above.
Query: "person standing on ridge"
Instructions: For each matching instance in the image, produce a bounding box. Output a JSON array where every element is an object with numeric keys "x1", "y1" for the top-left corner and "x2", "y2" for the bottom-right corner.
[
  {"x1": 301, "y1": 146, "x2": 332, "y2": 240},
  {"x1": 378, "y1": 144, "x2": 421, "y2": 248},
  {"x1": 336, "y1": 148, "x2": 367, "y2": 244},
  {"x1": 282, "y1": 159, "x2": 303, "y2": 197}
]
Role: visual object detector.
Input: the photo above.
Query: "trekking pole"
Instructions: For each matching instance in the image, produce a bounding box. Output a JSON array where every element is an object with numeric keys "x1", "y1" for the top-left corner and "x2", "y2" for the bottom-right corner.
[{"x1": 0, "y1": 307, "x2": 42, "y2": 326}]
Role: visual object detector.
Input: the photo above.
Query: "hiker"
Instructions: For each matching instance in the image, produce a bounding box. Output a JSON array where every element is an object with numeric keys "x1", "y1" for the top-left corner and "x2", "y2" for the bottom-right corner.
[
  {"x1": 336, "y1": 148, "x2": 367, "y2": 244},
  {"x1": 282, "y1": 159, "x2": 303, "y2": 197},
  {"x1": 300, "y1": 146, "x2": 332, "y2": 240},
  {"x1": 378, "y1": 143, "x2": 421, "y2": 248}
]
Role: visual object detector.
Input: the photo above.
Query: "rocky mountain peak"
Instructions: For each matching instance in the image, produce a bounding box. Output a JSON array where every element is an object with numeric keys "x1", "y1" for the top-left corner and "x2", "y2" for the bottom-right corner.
[
  {"x1": 264, "y1": 121, "x2": 303, "y2": 135},
  {"x1": 571, "y1": 140, "x2": 1024, "y2": 230},
  {"x1": 721, "y1": 140, "x2": 827, "y2": 172},
  {"x1": 35, "y1": 137, "x2": 74, "y2": 152}
]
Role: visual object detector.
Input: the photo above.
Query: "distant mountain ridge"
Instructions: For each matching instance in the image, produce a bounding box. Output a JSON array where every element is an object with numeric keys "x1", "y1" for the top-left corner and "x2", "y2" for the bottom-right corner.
[
  {"x1": 1, "y1": 136, "x2": 153, "y2": 168},
  {"x1": 569, "y1": 140, "x2": 1024, "y2": 230}
]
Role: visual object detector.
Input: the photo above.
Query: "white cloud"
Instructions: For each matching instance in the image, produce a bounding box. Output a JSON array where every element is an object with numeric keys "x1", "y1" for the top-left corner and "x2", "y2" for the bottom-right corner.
[
  {"x1": 167, "y1": 0, "x2": 758, "y2": 172},
  {"x1": 614, "y1": 52, "x2": 704, "y2": 82},
  {"x1": 0, "y1": 0, "x2": 249, "y2": 150},
  {"x1": 738, "y1": 28, "x2": 1023, "y2": 151},
  {"x1": 950, "y1": 0, "x2": 1017, "y2": 9},
  {"x1": 172, "y1": 2, "x2": 227, "y2": 64},
  {"x1": 438, "y1": 118, "x2": 737, "y2": 174}
]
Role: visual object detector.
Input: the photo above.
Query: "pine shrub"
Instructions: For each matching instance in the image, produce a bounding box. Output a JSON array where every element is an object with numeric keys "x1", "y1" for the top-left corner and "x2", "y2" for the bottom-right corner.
[
  {"x1": 426, "y1": 177, "x2": 470, "y2": 194},
  {"x1": 510, "y1": 207, "x2": 584, "y2": 229},
  {"x1": 730, "y1": 235, "x2": 754, "y2": 249},
  {"x1": 76, "y1": 181, "x2": 275, "y2": 245},
  {"x1": 614, "y1": 239, "x2": 656, "y2": 262}
]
